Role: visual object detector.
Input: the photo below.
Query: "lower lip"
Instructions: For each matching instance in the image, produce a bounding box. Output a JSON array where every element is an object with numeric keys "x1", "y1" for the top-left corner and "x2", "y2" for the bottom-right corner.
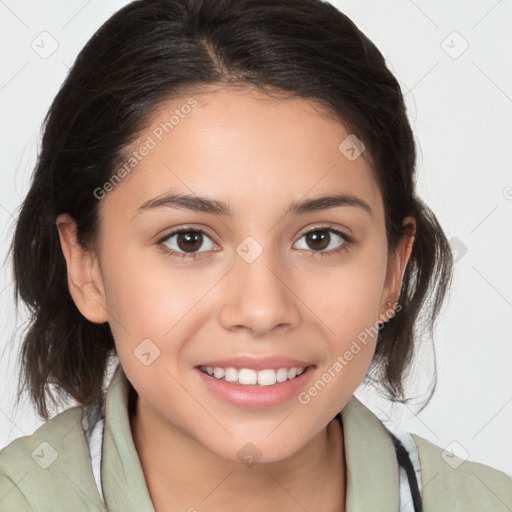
[{"x1": 194, "y1": 367, "x2": 315, "y2": 409}]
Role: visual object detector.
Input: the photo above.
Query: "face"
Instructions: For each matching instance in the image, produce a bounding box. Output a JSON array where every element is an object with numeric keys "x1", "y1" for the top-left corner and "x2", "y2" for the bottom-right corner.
[{"x1": 58, "y1": 85, "x2": 413, "y2": 464}]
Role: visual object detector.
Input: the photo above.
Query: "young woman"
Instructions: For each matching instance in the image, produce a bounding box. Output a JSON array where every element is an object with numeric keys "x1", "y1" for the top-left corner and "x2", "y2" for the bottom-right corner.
[{"x1": 1, "y1": 0, "x2": 511, "y2": 510}]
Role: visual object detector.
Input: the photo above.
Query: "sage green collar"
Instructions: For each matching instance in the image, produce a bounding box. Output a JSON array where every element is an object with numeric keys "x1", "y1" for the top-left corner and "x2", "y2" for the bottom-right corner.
[
  {"x1": 102, "y1": 365, "x2": 399, "y2": 511},
  {"x1": 341, "y1": 397, "x2": 400, "y2": 510}
]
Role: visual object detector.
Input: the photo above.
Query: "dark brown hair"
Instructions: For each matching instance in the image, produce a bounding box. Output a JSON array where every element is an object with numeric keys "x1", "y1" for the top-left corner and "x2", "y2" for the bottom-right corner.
[{"x1": 10, "y1": 0, "x2": 453, "y2": 420}]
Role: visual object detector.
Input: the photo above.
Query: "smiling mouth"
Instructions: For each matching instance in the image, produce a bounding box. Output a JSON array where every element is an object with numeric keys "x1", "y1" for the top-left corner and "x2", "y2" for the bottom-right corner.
[{"x1": 198, "y1": 365, "x2": 308, "y2": 387}]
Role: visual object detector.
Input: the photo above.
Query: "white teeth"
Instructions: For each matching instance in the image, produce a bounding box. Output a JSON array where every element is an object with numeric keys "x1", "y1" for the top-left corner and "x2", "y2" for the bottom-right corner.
[
  {"x1": 213, "y1": 367, "x2": 225, "y2": 379},
  {"x1": 238, "y1": 368, "x2": 257, "y2": 385},
  {"x1": 200, "y1": 365, "x2": 307, "y2": 386},
  {"x1": 257, "y1": 369, "x2": 277, "y2": 386},
  {"x1": 224, "y1": 367, "x2": 238, "y2": 382},
  {"x1": 276, "y1": 367, "x2": 289, "y2": 383},
  {"x1": 287, "y1": 367, "x2": 297, "y2": 379}
]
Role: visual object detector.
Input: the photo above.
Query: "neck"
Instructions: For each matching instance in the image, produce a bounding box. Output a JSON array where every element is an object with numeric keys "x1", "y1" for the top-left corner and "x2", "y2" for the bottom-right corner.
[{"x1": 129, "y1": 392, "x2": 346, "y2": 512}]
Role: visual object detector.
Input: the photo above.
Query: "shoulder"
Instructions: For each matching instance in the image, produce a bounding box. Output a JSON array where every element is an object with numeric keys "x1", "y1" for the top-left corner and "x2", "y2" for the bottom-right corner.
[
  {"x1": 412, "y1": 433, "x2": 512, "y2": 511},
  {"x1": 0, "y1": 406, "x2": 105, "y2": 511}
]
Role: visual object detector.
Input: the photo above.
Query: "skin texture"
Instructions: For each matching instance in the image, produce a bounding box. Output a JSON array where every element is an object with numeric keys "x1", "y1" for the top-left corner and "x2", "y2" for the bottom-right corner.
[{"x1": 57, "y1": 85, "x2": 415, "y2": 511}]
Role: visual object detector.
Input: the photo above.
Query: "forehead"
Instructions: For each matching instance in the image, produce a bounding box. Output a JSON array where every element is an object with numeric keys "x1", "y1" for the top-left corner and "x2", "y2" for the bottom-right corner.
[{"x1": 100, "y1": 86, "x2": 383, "y2": 221}]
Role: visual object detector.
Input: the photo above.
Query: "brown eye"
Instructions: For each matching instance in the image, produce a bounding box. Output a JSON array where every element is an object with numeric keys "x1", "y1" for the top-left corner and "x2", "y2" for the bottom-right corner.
[
  {"x1": 294, "y1": 227, "x2": 349, "y2": 253},
  {"x1": 304, "y1": 230, "x2": 330, "y2": 251},
  {"x1": 161, "y1": 229, "x2": 216, "y2": 255},
  {"x1": 176, "y1": 231, "x2": 203, "y2": 252}
]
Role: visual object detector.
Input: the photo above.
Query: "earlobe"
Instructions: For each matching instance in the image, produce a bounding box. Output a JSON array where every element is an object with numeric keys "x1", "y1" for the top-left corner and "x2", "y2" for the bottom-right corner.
[{"x1": 56, "y1": 214, "x2": 108, "y2": 324}]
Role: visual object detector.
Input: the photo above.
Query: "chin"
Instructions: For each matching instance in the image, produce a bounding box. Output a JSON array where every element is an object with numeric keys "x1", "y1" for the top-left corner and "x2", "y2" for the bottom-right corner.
[{"x1": 200, "y1": 428, "x2": 312, "y2": 467}]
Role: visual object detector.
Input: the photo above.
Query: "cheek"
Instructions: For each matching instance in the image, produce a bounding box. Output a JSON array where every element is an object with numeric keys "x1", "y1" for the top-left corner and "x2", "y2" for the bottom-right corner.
[
  {"x1": 101, "y1": 243, "x2": 221, "y2": 361},
  {"x1": 102, "y1": 236, "x2": 186, "y2": 321},
  {"x1": 312, "y1": 251, "x2": 388, "y2": 337},
  {"x1": 307, "y1": 244, "x2": 388, "y2": 385}
]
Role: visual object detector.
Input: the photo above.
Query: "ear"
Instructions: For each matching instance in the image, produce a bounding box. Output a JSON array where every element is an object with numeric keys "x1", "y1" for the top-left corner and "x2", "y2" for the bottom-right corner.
[
  {"x1": 56, "y1": 213, "x2": 108, "y2": 324},
  {"x1": 378, "y1": 216, "x2": 416, "y2": 322}
]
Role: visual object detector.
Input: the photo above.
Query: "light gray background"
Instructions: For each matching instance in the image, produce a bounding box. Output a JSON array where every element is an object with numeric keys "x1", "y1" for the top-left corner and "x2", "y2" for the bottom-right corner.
[{"x1": 1, "y1": 0, "x2": 511, "y2": 477}]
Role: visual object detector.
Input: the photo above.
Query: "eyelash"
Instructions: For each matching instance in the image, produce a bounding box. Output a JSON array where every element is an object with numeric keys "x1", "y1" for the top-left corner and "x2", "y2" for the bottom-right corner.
[{"x1": 156, "y1": 225, "x2": 354, "y2": 261}]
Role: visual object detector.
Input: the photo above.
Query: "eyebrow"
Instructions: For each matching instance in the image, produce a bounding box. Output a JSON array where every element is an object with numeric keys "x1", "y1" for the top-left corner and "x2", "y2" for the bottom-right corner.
[{"x1": 135, "y1": 191, "x2": 373, "y2": 218}]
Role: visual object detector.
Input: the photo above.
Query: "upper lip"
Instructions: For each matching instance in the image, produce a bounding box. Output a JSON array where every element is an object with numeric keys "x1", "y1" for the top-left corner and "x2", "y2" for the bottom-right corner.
[{"x1": 197, "y1": 356, "x2": 313, "y2": 371}]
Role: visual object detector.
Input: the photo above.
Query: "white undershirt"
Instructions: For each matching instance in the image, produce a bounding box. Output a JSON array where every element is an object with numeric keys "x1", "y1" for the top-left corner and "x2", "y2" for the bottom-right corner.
[
  {"x1": 81, "y1": 408, "x2": 105, "y2": 503},
  {"x1": 392, "y1": 428, "x2": 423, "y2": 511}
]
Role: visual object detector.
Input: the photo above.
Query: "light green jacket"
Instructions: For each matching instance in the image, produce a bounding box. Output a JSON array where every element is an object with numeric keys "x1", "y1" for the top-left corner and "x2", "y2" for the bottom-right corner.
[{"x1": 1, "y1": 365, "x2": 511, "y2": 511}]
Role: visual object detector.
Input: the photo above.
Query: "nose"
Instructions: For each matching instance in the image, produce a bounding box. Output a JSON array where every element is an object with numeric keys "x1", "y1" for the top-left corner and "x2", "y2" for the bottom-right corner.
[{"x1": 217, "y1": 244, "x2": 301, "y2": 337}]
